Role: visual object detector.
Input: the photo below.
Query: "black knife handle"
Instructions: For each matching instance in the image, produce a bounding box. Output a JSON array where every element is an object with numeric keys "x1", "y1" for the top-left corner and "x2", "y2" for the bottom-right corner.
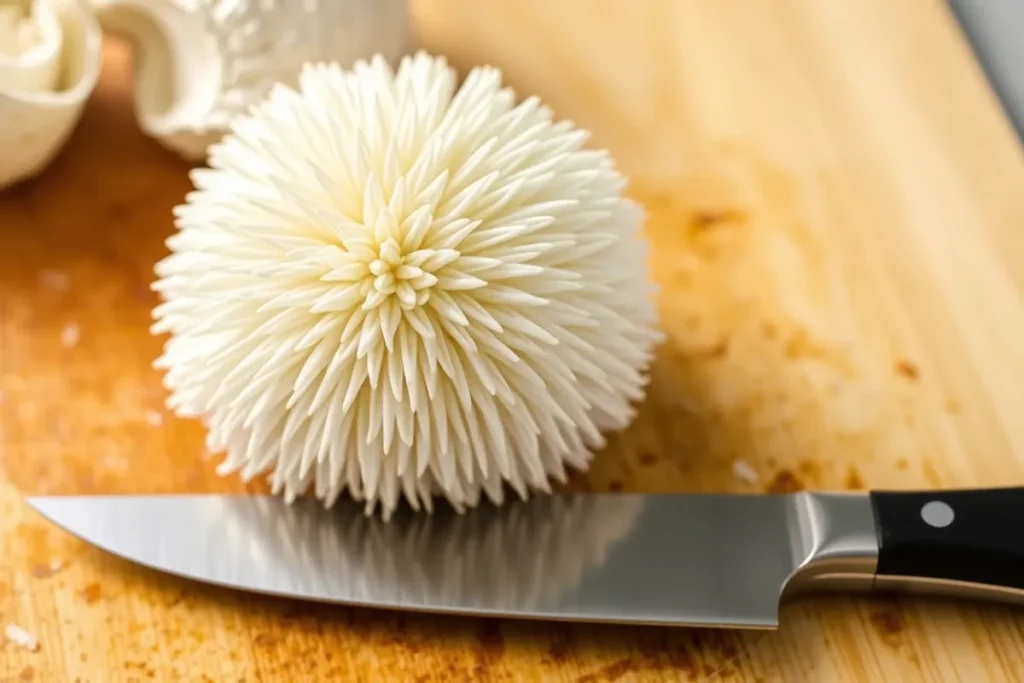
[{"x1": 869, "y1": 487, "x2": 1024, "y2": 590}]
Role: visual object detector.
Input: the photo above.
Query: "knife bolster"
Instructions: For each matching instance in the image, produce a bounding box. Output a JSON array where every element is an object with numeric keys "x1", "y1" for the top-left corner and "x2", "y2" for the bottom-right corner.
[{"x1": 782, "y1": 492, "x2": 880, "y2": 597}]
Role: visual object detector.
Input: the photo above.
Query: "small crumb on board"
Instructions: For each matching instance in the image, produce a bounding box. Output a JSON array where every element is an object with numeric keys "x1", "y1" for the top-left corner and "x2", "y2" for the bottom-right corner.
[
  {"x1": 39, "y1": 269, "x2": 69, "y2": 290},
  {"x1": 144, "y1": 410, "x2": 164, "y2": 427},
  {"x1": 60, "y1": 323, "x2": 80, "y2": 348},
  {"x1": 31, "y1": 559, "x2": 63, "y2": 578},
  {"x1": 5, "y1": 624, "x2": 38, "y2": 651},
  {"x1": 731, "y1": 459, "x2": 759, "y2": 484}
]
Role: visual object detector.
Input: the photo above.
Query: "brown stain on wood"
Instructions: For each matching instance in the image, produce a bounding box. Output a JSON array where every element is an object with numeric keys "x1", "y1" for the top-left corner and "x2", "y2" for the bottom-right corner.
[
  {"x1": 575, "y1": 658, "x2": 640, "y2": 682},
  {"x1": 870, "y1": 608, "x2": 906, "y2": 651},
  {"x1": 548, "y1": 634, "x2": 573, "y2": 664},
  {"x1": 896, "y1": 360, "x2": 920, "y2": 381},
  {"x1": 784, "y1": 329, "x2": 833, "y2": 361},
  {"x1": 81, "y1": 583, "x2": 102, "y2": 604},
  {"x1": 797, "y1": 459, "x2": 823, "y2": 484},
  {"x1": 692, "y1": 340, "x2": 729, "y2": 359},
  {"x1": 3, "y1": 3, "x2": 1024, "y2": 680},
  {"x1": 473, "y1": 620, "x2": 506, "y2": 675},
  {"x1": 30, "y1": 562, "x2": 61, "y2": 579},
  {"x1": 766, "y1": 470, "x2": 805, "y2": 494},
  {"x1": 252, "y1": 632, "x2": 277, "y2": 647},
  {"x1": 688, "y1": 208, "x2": 751, "y2": 235},
  {"x1": 845, "y1": 466, "x2": 866, "y2": 490}
]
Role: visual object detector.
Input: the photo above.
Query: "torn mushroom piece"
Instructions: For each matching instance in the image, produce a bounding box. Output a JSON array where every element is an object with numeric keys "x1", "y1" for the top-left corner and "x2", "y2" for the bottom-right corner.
[{"x1": 0, "y1": 0, "x2": 102, "y2": 191}]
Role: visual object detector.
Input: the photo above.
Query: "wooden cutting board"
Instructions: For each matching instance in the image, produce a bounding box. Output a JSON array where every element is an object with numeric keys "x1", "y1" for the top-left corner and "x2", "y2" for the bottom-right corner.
[{"x1": 3, "y1": 0, "x2": 1024, "y2": 680}]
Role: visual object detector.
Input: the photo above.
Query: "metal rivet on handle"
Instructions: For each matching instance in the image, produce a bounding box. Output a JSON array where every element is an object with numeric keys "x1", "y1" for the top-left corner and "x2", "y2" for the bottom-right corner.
[{"x1": 920, "y1": 500, "x2": 955, "y2": 528}]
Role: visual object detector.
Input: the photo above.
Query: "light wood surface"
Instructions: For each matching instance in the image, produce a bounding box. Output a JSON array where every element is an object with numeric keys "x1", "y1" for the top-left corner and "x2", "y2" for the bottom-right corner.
[{"x1": 3, "y1": 0, "x2": 1024, "y2": 680}]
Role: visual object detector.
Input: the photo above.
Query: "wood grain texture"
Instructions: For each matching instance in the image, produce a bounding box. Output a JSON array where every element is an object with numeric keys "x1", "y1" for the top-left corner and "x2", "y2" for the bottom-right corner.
[{"x1": 3, "y1": 0, "x2": 1024, "y2": 680}]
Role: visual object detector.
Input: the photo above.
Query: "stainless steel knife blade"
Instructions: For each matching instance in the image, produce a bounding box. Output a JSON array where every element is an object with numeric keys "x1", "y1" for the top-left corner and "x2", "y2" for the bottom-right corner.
[{"x1": 27, "y1": 491, "x2": 879, "y2": 628}]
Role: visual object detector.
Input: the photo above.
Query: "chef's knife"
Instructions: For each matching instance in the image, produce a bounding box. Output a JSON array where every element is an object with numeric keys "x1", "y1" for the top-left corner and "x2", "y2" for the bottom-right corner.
[{"x1": 26, "y1": 487, "x2": 1024, "y2": 628}]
